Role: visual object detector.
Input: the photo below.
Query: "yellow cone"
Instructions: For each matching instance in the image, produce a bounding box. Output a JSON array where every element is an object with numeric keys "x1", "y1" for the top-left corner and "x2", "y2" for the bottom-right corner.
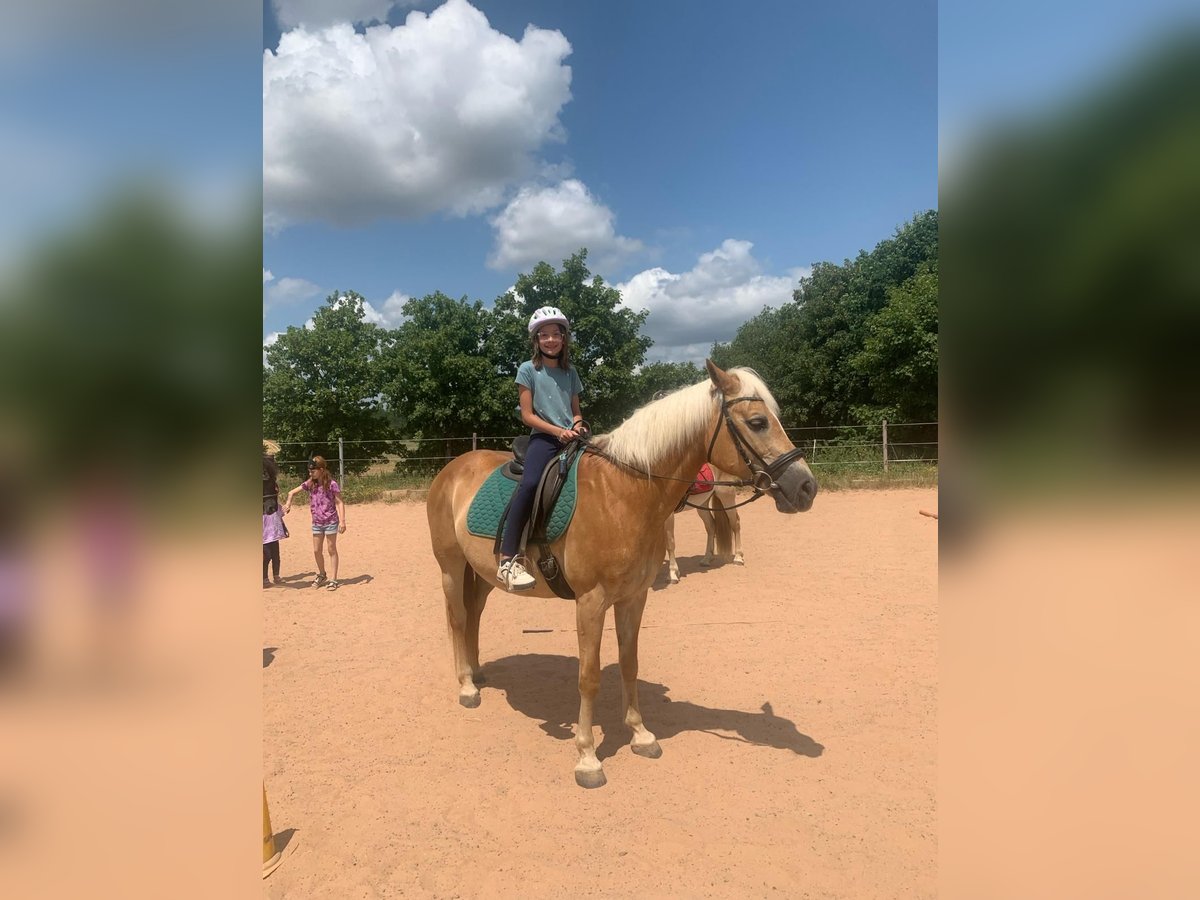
[{"x1": 263, "y1": 785, "x2": 283, "y2": 879}]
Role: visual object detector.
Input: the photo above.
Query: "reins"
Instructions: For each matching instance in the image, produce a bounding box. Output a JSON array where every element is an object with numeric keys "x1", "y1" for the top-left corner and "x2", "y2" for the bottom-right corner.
[{"x1": 582, "y1": 391, "x2": 806, "y2": 511}]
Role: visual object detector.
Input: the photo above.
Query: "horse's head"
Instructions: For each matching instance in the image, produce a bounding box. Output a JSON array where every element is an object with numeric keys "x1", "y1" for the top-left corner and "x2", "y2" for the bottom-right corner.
[{"x1": 704, "y1": 360, "x2": 818, "y2": 513}]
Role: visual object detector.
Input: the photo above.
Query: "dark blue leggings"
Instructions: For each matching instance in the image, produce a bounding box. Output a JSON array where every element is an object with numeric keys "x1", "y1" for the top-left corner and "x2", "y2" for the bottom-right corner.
[{"x1": 500, "y1": 432, "x2": 562, "y2": 558}]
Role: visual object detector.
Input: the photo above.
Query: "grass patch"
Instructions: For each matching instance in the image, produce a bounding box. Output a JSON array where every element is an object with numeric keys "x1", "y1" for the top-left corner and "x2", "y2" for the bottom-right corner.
[{"x1": 809, "y1": 463, "x2": 939, "y2": 491}]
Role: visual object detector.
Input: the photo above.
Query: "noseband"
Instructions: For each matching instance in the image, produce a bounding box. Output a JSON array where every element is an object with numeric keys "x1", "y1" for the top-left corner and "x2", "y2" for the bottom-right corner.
[{"x1": 706, "y1": 394, "x2": 807, "y2": 497}]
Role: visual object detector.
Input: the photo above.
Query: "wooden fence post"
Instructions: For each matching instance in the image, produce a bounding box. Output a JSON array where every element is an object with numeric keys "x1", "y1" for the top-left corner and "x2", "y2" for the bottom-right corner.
[
  {"x1": 472, "y1": 432, "x2": 477, "y2": 451},
  {"x1": 882, "y1": 420, "x2": 889, "y2": 472},
  {"x1": 338, "y1": 437, "x2": 344, "y2": 482}
]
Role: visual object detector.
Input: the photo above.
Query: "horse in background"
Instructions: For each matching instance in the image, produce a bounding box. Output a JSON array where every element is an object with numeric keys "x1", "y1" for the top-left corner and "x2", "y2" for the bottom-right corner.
[
  {"x1": 425, "y1": 361, "x2": 817, "y2": 788},
  {"x1": 664, "y1": 467, "x2": 744, "y2": 584}
]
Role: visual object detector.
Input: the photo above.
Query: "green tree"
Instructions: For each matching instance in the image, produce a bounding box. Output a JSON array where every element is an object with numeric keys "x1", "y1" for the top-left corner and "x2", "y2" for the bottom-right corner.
[
  {"x1": 381, "y1": 292, "x2": 510, "y2": 442},
  {"x1": 851, "y1": 262, "x2": 939, "y2": 426},
  {"x1": 262, "y1": 291, "x2": 390, "y2": 475},
  {"x1": 632, "y1": 361, "x2": 706, "y2": 406},
  {"x1": 713, "y1": 211, "x2": 938, "y2": 427}
]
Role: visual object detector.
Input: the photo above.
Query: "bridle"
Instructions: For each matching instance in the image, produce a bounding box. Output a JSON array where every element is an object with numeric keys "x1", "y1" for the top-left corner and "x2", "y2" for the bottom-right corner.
[
  {"x1": 707, "y1": 394, "x2": 807, "y2": 496},
  {"x1": 584, "y1": 391, "x2": 807, "y2": 511}
]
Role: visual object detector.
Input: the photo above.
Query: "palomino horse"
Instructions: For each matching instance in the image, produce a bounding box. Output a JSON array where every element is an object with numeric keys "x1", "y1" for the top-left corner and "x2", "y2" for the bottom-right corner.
[
  {"x1": 425, "y1": 361, "x2": 817, "y2": 788},
  {"x1": 663, "y1": 468, "x2": 743, "y2": 584}
]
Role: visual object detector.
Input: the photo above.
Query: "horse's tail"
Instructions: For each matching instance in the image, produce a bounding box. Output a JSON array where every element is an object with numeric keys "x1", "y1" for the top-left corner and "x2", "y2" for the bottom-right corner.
[{"x1": 710, "y1": 494, "x2": 734, "y2": 559}]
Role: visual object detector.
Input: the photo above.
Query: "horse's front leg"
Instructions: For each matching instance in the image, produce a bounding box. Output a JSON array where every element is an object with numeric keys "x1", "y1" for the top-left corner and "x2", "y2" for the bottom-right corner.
[
  {"x1": 731, "y1": 509, "x2": 744, "y2": 566},
  {"x1": 614, "y1": 592, "x2": 661, "y2": 759},
  {"x1": 664, "y1": 517, "x2": 680, "y2": 583},
  {"x1": 574, "y1": 591, "x2": 607, "y2": 788}
]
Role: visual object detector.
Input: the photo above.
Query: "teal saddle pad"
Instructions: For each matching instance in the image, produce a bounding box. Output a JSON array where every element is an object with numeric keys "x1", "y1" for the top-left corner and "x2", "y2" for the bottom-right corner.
[{"x1": 466, "y1": 454, "x2": 581, "y2": 542}]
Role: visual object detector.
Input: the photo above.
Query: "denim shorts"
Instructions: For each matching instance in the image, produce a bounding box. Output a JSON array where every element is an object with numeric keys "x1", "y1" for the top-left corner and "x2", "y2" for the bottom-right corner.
[{"x1": 311, "y1": 522, "x2": 339, "y2": 535}]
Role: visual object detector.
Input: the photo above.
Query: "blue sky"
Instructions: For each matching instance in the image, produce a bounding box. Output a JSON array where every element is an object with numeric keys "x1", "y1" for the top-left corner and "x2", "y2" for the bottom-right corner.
[{"x1": 263, "y1": 0, "x2": 937, "y2": 363}]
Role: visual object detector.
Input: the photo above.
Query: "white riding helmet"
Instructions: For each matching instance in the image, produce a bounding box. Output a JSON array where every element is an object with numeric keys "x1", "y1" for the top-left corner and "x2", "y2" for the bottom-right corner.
[{"x1": 528, "y1": 306, "x2": 570, "y2": 335}]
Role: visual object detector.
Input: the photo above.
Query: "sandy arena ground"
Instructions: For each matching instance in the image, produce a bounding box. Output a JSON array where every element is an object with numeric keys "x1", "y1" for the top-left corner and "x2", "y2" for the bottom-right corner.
[{"x1": 263, "y1": 488, "x2": 937, "y2": 899}]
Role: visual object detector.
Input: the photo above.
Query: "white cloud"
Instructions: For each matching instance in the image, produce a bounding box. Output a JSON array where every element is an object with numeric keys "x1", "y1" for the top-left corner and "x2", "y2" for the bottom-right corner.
[
  {"x1": 263, "y1": 330, "x2": 282, "y2": 365},
  {"x1": 264, "y1": 274, "x2": 323, "y2": 311},
  {"x1": 263, "y1": 0, "x2": 573, "y2": 229},
  {"x1": 328, "y1": 291, "x2": 409, "y2": 328},
  {"x1": 617, "y1": 240, "x2": 806, "y2": 364},
  {"x1": 379, "y1": 289, "x2": 411, "y2": 326},
  {"x1": 271, "y1": 0, "x2": 411, "y2": 31},
  {"x1": 488, "y1": 178, "x2": 642, "y2": 272}
]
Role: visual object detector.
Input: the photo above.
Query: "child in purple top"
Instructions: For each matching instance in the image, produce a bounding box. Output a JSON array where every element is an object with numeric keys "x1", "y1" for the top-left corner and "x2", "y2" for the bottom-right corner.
[
  {"x1": 262, "y1": 448, "x2": 289, "y2": 587},
  {"x1": 284, "y1": 455, "x2": 347, "y2": 590}
]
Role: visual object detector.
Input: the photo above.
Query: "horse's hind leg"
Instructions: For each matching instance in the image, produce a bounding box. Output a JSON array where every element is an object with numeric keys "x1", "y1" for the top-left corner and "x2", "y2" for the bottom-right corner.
[
  {"x1": 615, "y1": 592, "x2": 661, "y2": 759},
  {"x1": 442, "y1": 561, "x2": 481, "y2": 708},
  {"x1": 698, "y1": 506, "x2": 717, "y2": 567},
  {"x1": 664, "y1": 517, "x2": 680, "y2": 583},
  {"x1": 730, "y1": 507, "x2": 744, "y2": 566}
]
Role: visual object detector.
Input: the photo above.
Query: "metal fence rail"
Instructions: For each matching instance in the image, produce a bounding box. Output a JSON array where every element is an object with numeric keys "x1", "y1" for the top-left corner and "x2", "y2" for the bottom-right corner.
[{"x1": 268, "y1": 420, "x2": 938, "y2": 483}]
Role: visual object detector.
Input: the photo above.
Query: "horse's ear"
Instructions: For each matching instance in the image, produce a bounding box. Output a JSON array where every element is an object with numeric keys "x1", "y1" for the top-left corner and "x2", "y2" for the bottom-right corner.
[{"x1": 705, "y1": 359, "x2": 739, "y2": 395}]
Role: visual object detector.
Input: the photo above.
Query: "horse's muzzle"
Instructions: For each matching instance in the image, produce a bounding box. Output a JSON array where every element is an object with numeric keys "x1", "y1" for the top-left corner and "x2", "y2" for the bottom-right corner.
[{"x1": 771, "y1": 462, "x2": 818, "y2": 513}]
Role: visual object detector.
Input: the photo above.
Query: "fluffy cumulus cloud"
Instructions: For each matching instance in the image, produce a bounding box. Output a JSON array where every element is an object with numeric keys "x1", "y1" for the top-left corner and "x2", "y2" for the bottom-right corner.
[
  {"x1": 322, "y1": 291, "x2": 409, "y2": 328},
  {"x1": 617, "y1": 240, "x2": 807, "y2": 364},
  {"x1": 264, "y1": 274, "x2": 324, "y2": 311},
  {"x1": 356, "y1": 293, "x2": 409, "y2": 328},
  {"x1": 263, "y1": 0, "x2": 573, "y2": 229},
  {"x1": 263, "y1": 330, "x2": 282, "y2": 365},
  {"x1": 378, "y1": 289, "x2": 411, "y2": 326},
  {"x1": 488, "y1": 179, "x2": 642, "y2": 271}
]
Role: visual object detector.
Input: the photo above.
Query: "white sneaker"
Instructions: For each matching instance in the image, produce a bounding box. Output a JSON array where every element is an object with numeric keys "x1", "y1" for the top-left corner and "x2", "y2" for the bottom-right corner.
[{"x1": 498, "y1": 558, "x2": 536, "y2": 591}]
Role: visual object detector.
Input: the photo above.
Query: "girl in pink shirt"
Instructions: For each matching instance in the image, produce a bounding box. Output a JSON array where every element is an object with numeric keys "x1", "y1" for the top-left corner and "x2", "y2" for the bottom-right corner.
[{"x1": 285, "y1": 455, "x2": 347, "y2": 590}]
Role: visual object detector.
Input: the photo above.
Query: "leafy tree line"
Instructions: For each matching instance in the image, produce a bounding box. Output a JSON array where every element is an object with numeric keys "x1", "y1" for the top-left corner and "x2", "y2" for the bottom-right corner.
[
  {"x1": 262, "y1": 251, "x2": 703, "y2": 473},
  {"x1": 711, "y1": 210, "x2": 938, "y2": 444},
  {"x1": 263, "y1": 214, "x2": 938, "y2": 474}
]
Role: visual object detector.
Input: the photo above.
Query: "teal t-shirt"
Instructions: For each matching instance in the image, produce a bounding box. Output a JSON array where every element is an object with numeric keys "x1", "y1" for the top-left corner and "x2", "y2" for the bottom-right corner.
[{"x1": 516, "y1": 360, "x2": 583, "y2": 431}]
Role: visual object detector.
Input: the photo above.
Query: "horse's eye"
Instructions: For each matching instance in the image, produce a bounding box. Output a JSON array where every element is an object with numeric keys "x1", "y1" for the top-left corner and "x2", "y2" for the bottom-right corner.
[{"x1": 748, "y1": 416, "x2": 768, "y2": 431}]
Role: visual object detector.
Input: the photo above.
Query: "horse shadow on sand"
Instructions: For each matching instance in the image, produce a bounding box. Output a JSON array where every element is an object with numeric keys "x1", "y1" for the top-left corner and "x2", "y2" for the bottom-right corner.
[{"x1": 478, "y1": 653, "x2": 823, "y2": 762}]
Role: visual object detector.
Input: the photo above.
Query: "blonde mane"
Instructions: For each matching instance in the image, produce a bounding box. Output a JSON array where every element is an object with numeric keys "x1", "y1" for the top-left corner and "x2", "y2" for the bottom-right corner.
[{"x1": 592, "y1": 367, "x2": 780, "y2": 471}]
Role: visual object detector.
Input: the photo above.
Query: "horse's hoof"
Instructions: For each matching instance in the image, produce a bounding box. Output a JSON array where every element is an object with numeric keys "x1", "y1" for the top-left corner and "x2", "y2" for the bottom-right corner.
[
  {"x1": 574, "y1": 768, "x2": 607, "y2": 789},
  {"x1": 699, "y1": 559, "x2": 713, "y2": 568},
  {"x1": 631, "y1": 740, "x2": 663, "y2": 759},
  {"x1": 668, "y1": 575, "x2": 679, "y2": 584},
  {"x1": 734, "y1": 557, "x2": 745, "y2": 566},
  {"x1": 459, "y1": 692, "x2": 481, "y2": 708}
]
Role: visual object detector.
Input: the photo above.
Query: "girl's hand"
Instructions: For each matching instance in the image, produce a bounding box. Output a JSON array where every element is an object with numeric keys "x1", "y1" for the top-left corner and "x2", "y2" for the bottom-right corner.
[
  {"x1": 558, "y1": 427, "x2": 576, "y2": 442},
  {"x1": 283, "y1": 503, "x2": 291, "y2": 514},
  {"x1": 338, "y1": 524, "x2": 346, "y2": 534}
]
